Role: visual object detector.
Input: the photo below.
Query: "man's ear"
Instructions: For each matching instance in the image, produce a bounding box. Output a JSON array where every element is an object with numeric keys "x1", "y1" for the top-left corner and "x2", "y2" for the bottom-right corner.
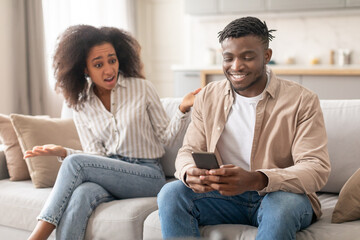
[{"x1": 264, "y1": 48, "x2": 273, "y2": 64}]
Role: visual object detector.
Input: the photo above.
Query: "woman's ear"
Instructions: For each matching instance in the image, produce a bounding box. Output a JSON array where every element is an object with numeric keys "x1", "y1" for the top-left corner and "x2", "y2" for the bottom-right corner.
[{"x1": 84, "y1": 68, "x2": 89, "y2": 75}]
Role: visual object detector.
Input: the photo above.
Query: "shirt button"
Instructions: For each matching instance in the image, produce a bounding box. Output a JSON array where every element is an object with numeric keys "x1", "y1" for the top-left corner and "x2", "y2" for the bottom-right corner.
[
  {"x1": 224, "y1": 106, "x2": 228, "y2": 110},
  {"x1": 217, "y1": 126, "x2": 221, "y2": 130}
]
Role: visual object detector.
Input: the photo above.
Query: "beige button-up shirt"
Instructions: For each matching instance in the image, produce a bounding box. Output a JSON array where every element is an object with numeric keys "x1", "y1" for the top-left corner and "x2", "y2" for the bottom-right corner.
[{"x1": 175, "y1": 68, "x2": 330, "y2": 219}]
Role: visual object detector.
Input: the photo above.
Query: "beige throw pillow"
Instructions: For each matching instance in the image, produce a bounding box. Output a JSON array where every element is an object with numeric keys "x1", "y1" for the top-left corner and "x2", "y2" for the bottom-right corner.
[
  {"x1": 0, "y1": 114, "x2": 30, "y2": 181},
  {"x1": 331, "y1": 168, "x2": 360, "y2": 223},
  {"x1": 10, "y1": 114, "x2": 82, "y2": 188}
]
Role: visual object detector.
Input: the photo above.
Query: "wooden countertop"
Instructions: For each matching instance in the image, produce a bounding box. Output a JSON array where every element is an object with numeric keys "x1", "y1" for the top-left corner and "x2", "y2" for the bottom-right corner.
[
  {"x1": 197, "y1": 65, "x2": 360, "y2": 76},
  {"x1": 171, "y1": 65, "x2": 360, "y2": 86},
  {"x1": 194, "y1": 65, "x2": 360, "y2": 86}
]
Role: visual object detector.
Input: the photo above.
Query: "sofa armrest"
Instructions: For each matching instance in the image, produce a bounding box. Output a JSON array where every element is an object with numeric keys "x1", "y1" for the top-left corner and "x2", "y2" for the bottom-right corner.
[{"x1": 0, "y1": 150, "x2": 10, "y2": 180}]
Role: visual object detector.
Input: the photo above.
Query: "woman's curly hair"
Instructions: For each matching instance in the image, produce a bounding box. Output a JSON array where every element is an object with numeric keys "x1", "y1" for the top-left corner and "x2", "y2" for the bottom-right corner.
[{"x1": 53, "y1": 25, "x2": 144, "y2": 110}]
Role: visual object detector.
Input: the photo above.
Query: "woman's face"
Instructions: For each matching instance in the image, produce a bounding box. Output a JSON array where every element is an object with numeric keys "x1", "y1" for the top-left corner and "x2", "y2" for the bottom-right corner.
[{"x1": 85, "y1": 42, "x2": 119, "y2": 95}]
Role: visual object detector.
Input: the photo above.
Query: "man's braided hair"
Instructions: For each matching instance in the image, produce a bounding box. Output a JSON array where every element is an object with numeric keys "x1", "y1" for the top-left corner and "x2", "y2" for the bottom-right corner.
[{"x1": 218, "y1": 16, "x2": 276, "y2": 49}]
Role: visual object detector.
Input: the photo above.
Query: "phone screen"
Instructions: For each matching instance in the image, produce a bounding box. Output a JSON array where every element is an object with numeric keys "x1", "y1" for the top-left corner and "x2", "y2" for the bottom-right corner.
[{"x1": 191, "y1": 152, "x2": 219, "y2": 170}]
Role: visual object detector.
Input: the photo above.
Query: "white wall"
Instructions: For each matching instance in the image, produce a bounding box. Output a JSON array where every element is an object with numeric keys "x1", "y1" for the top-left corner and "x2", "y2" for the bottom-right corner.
[
  {"x1": 187, "y1": 12, "x2": 360, "y2": 66},
  {"x1": 136, "y1": 0, "x2": 186, "y2": 97}
]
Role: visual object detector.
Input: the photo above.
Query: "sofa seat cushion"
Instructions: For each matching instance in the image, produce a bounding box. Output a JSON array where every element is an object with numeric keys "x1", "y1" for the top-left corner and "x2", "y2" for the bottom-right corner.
[
  {"x1": 0, "y1": 180, "x2": 51, "y2": 231},
  {"x1": 143, "y1": 193, "x2": 360, "y2": 240},
  {"x1": 85, "y1": 197, "x2": 158, "y2": 240},
  {"x1": 0, "y1": 179, "x2": 158, "y2": 239}
]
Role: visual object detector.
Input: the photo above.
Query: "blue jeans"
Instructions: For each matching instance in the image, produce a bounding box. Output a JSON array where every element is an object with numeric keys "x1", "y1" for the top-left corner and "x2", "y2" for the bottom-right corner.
[
  {"x1": 38, "y1": 153, "x2": 166, "y2": 240},
  {"x1": 158, "y1": 180, "x2": 313, "y2": 240}
]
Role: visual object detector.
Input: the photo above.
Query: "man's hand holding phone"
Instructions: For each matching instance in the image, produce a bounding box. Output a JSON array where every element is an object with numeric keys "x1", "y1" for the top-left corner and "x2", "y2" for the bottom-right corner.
[
  {"x1": 185, "y1": 152, "x2": 220, "y2": 193},
  {"x1": 185, "y1": 167, "x2": 214, "y2": 193}
]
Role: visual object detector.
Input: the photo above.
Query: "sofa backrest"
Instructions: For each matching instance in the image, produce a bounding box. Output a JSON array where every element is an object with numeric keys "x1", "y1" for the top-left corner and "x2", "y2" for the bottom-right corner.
[
  {"x1": 160, "y1": 98, "x2": 191, "y2": 177},
  {"x1": 62, "y1": 98, "x2": 360, "y2": 193},
  {"x1": 319, "y1": 99, "x2": 360, "y2": 193}
]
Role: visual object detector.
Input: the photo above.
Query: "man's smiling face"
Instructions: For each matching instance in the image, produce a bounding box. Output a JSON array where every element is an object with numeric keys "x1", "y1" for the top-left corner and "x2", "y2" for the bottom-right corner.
[{"x1": 221, "y1": 35, "x2": 272, "y2": 97}]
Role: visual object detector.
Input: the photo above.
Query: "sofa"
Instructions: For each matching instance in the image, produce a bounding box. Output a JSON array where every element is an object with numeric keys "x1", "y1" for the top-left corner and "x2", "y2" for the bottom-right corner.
[{"x1": 0, "y1": 98, "x2": 360, "y2": 240}]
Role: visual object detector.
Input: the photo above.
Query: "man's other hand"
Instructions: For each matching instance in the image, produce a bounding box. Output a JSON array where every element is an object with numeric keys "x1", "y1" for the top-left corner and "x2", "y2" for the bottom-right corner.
[{"x1": 199, "y1": 164, "x2": 268, "y2": 196}]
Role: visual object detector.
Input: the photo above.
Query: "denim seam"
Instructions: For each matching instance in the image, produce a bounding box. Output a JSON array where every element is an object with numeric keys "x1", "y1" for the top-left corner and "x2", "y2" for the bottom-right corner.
[
  {"x1": 80, "y1": 162, "x2": 164, "y2": 179},
  {"x1": 298, "y1": 211, "x2": 313, "y2": 230},
  {"x1": 53, "y1": 161, "x2": 84, "y2": 226}
]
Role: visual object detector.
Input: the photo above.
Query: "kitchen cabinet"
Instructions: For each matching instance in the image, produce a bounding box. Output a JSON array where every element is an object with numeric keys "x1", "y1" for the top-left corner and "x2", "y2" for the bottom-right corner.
[
  {"x1": 346, "y1": 0, "x2": 360, "y2": 7},
  {"x1": 184, "y1": 0, "x2": 218, "y2": 15},
  {"x1": 219, "y1": 0, "x2": 266, "y2": 14},
  {"x1": 301, "y1": 75, "x2": 360, "y2": 99},
  {"x1": 267, "y1": 0, "x2": 345, "y2": 11},
  {"x1": 174, "y1": 70, "x2": 202, "y2": 97},
  {"x1": 184, "y1": 0, "x2": 359, "y2": 15}
]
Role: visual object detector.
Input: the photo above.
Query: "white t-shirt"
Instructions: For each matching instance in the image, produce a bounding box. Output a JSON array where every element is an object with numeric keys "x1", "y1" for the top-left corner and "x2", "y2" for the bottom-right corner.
[{"x1": 217, "y1": 75, "x2": 269, "y2": 170}]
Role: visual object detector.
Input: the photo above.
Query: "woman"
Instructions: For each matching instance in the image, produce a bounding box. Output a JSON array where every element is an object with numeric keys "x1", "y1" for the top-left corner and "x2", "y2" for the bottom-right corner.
[{"x1": 25, "y1": 25, "x2": 199, "y2": 240}]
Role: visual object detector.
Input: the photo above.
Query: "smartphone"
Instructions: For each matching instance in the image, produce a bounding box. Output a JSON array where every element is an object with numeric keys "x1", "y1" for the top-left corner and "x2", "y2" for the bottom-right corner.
[{"x1": 191, "y1": 152, "x2": 220, "y2": 170}]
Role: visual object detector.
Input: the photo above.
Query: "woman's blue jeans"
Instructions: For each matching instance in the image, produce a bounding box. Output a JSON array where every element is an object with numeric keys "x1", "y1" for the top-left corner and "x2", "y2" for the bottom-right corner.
[
  {"x1": 158, "y1": 180, "x2": 314, "y2": 240},
  {"x1": 38, "y1": 153, "x2": 166, "y2": 240}
]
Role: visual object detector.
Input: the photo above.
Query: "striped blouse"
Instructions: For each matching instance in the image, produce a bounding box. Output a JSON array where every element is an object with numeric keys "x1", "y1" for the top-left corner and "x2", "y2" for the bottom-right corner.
[{"x1": 66, "y1": 75, "x2": 189, "y2": 159}]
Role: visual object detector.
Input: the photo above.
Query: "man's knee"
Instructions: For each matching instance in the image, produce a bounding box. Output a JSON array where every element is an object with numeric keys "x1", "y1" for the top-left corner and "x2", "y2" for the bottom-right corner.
[
  {"x1": 157, "y1": 180, "x2": 192, "y2": 210},
  {"x1": 263, "y1": 191, "x2": 309, "y2": 208},
  {"x1": 259, "y1": 191, "x2": 312, "y2": 222},
  {"x1": 158, "y1": 181, "x2": 185, "y2": 203}
]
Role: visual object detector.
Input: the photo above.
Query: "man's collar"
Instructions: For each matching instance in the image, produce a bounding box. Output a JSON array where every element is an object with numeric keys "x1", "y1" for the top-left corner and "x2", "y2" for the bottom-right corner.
[{"x1": 264, "y1": 65, "x2": 277, "y2": 99}]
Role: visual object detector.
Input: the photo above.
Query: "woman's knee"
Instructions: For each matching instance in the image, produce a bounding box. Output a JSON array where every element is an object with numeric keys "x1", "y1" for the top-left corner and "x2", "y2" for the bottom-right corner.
[
  {"x1": 72, "y1": 182, "x2": 107, "y2": 196},
  {"x1": 62, "y1": 154, "x2": 82, "y2": 169},
  {"x1": 61, "y1": 154, "x2": 94, "y2": 174},
  {"x1": 70, "y1": 182, "x2": 110, "y2": 207}
]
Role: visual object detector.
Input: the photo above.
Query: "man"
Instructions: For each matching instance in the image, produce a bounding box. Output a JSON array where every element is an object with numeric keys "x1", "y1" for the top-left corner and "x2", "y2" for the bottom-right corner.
[{"x1": 157, "y1": 16, "x2": 330, "y2": 239}]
